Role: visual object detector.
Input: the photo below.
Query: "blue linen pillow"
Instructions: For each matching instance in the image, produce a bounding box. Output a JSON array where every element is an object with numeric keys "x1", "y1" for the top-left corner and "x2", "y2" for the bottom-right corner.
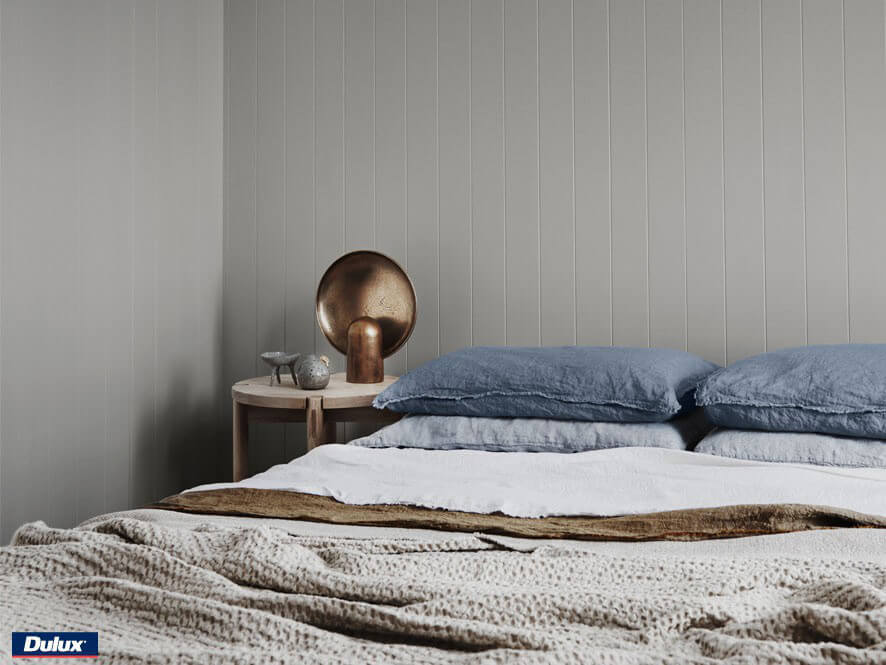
[
  {"x1": 695, "y1": 428, "x2": 886, "y2": 468},
  {"x1": 373, "y1": 346, "x2": 719, "y2": 422},
  {"x1": 696, "y1": 344, "x2": 886, "y2": 439},
  {"x1": 350, "y1": 411, "x2": 713, "y2": 452}
]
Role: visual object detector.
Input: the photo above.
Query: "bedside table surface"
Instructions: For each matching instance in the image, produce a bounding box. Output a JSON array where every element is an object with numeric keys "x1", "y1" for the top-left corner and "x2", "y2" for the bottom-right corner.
[{"x1": 233, "y1": 372, "x2": 398, "y2": 409}]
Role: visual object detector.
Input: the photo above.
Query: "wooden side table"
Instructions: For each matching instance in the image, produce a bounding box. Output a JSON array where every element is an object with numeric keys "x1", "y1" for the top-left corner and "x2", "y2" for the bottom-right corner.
[{"x1": 231, "y1": 372, "x2": 401, "y2": 481}]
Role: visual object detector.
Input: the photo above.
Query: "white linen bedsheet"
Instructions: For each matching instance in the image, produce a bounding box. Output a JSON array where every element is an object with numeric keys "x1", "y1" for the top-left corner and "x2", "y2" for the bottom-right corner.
[{"x1": 189, "y1": 445, "x2": 886, "y2": 518}]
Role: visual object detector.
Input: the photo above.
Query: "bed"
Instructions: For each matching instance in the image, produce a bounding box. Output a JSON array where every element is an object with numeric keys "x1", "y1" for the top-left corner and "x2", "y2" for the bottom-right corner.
[
  {"x1": 5, "y1": 344, "x2": 886, "y2": 663},
  {"x1": 3, "y1": 444, "x2": 886, "y2": 664}
]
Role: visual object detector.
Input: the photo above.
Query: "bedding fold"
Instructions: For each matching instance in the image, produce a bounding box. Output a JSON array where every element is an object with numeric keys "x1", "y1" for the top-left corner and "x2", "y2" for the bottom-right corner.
[{"x1": 153, "y1": 488, "x2": 886, "y2": 541}]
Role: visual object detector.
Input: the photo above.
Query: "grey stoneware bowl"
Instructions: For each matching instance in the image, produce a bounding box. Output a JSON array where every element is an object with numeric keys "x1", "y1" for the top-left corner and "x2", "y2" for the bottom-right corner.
[{"x1": 260, "y1": 351, "x2": 301, "y2": 386}]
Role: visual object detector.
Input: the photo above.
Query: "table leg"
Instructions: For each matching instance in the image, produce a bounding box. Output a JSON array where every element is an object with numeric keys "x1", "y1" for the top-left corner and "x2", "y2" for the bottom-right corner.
[
  {"x1": 306, "y1": 396, "x2": 336, "y2": 450},
  {"x1": 233, "y1": 400, "x2": 249, "y2": 481}
]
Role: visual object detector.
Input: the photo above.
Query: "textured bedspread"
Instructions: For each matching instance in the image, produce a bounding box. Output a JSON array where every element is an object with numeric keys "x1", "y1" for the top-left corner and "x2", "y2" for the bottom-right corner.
[{"x1": 3, "y1": 516, "x2": 886, "y2": 663}]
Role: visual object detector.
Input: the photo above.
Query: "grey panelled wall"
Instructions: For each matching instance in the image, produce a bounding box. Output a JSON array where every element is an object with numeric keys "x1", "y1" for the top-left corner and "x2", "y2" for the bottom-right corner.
[
  {"x1": 0, "y1": 0, "x2": 224, "y2": 543},
  {"x1": 224, "y1": 0, "x2": 886, "y2": 472}
]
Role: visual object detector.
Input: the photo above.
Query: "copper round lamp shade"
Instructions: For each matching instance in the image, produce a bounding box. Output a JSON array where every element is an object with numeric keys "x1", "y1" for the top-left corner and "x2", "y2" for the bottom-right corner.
[{"x1": 316, "y1": 250, "x2": 416, "y2": 383}]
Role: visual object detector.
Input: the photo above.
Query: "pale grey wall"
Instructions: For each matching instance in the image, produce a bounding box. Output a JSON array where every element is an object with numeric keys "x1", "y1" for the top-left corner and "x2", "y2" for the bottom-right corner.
[
  {"x1": 0, "y1": 0, "x2": 224, "y2": 543},
  {"x1": 223, "y1": 0, "x2": 886, "y2": 474}
]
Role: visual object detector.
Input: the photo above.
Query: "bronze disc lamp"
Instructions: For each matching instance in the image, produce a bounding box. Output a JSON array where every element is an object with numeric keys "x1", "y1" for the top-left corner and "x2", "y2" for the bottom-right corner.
[{"x1": 315, "y1": 250, "x2": 417, "y2": 383}]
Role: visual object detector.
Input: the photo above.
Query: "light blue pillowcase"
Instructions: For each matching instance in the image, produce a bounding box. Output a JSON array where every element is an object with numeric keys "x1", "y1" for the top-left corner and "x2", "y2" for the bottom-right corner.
[
  {"x1": 695, "y1": 428, "x2": 886, "y2": 468},
  {"x1": 697, "y1": 344, "x2": 886, "y2": 439},
  {"x1": 373, "y1": 346, "x2": 719, "y2": 422},
  {"x1": 351, "y1": 411, "x2": 713, "y2": 453}
]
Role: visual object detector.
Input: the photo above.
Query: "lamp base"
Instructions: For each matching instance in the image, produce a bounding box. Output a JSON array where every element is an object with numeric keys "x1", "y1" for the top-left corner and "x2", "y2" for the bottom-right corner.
[{"x1": 346, "y1": 317, "x2": 384, "y2": 383}]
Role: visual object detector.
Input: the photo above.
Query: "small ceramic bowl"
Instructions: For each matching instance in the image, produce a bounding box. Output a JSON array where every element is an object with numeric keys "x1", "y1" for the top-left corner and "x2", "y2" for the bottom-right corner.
[
  {"x1": 260, "y1": 351, "x2": 300, "y2": 367},
  {"x1": 260, "y1": 351, "x2": 301, "y2": 386}
]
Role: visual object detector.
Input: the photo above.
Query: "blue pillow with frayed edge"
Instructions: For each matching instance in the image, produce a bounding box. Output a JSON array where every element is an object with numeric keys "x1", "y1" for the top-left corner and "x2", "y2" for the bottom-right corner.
[
  {"x1": 351, "y1": 411, "x2": 713, "y2": 452},
  {"x1": 697, "y1": 344, "x2": 886, "y2": 439},
  {"x1": 374, "y1": 346, "x2": 719, "y2": 422}
]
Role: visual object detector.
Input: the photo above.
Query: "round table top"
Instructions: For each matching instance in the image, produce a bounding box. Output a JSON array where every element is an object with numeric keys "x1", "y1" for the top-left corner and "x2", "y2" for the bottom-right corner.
[{"x1": 232, "y1": 372, "x2": 399, "y2": 409}]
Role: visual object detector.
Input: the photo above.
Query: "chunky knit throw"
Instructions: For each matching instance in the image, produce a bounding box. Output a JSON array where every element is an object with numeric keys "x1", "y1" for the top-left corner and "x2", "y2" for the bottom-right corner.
[{"x1": 2, "y1": 517, "x2": 885, "y2": 663}]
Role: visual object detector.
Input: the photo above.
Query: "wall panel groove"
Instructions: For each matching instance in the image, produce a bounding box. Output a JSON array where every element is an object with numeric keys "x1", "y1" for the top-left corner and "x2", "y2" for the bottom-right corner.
[
  {"x1": 504, "y1": 0, "x2": 540, "y2": 346},
  {"x1": 844, "y1": 0, "x2": 886, "y2": 342},
  {"x1": 722, "y1": 0, "x2": 764, "y2": 363},
  {"x1": 763, "y1": 0, "x2": 807, "y2": 353},
  {"x1": 803, "y1": 0, "x2": 848, "y2": 345}
]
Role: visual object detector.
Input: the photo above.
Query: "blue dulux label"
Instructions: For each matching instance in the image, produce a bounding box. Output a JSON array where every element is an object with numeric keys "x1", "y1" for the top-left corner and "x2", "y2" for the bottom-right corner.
[{"x1": 11, "y1": 632, "x2": 99, "y2": 658}]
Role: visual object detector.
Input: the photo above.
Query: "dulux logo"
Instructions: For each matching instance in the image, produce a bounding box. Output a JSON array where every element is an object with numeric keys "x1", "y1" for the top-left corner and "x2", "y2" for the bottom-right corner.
[{"x1": 11, "y1": 632, "x2": 99, "y2": 658}]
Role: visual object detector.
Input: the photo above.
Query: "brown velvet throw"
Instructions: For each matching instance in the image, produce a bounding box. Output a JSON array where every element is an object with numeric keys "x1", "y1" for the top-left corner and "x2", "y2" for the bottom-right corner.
[{"x1": 151, "y1": 488, "x2": 886, "y2": 541}]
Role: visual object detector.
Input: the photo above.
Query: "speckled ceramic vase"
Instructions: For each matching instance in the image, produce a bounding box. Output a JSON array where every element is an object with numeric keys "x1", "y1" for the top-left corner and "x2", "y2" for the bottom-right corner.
[{"x1": 296, "y1": 354, "x2": 331, "y2": 390}]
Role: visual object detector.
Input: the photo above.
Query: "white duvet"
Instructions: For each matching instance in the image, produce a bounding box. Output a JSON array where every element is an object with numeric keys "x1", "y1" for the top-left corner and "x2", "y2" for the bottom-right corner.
[{"x1": 191, "y1": 445, "x2": 886, "y2": 518}]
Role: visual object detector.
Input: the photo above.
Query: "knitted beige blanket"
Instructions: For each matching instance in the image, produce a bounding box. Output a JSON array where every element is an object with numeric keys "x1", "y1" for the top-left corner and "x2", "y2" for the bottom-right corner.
[{"x1": 3, "y1": 517, "x2": 885, "y2": 664}]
